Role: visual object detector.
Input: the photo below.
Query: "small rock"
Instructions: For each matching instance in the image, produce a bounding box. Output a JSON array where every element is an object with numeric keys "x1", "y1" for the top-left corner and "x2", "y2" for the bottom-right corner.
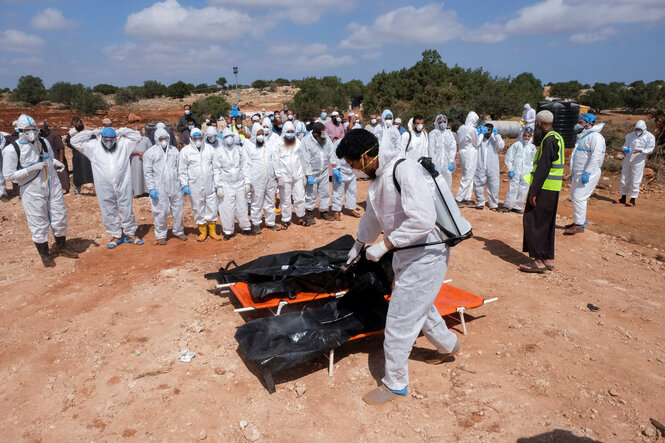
[
  {"x1": 199, "y1": 430, "x2": 207, "y2": 440},
  {"x1": 295, "y1": 385, "x2": 307, "y2": 397},
  {"x1": 243, "y1": 426, "x2": 260, "y2": 441},
  {"x1": 616, "y1": 251, "x2": 625, "y2": 257},
  {"x1": 214, "y1": 367, "x2": 226, "y2": 376},
  {"x1": 286, "y1": 384, "x2": 295, "y2": 391},
  {"x1": 608, "y1": 389, "x2": 619, "y2": 397},
  {"x1": 127, "y1": 113, "x2": 142, "y2": 123},
  {"x1": 239, "y1": 420, "x2": 248, "y2": 429},
  {"x1": 134, "y1": 350, "x2": 141, "y2": 356},
  {"x1": 619, "y1": 399, "x2": 626, "y2": 405},
  {"x1": 642, "y1": 427, "x2": 655, "y2": 437}
]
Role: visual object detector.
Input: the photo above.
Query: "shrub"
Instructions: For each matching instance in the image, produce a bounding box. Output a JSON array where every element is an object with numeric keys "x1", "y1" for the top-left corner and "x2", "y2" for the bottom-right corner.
[
  {"x1": 73, "y1": 89, "x2": 108, "y2": 116},
  {"x1": 166, "y1": 81, "x2": 191, "y2": 99},
  {"x1": 115, "y1": 87, "x2": 139, "y2": 105},
  {"x1": 93, "y1": 83, "x2": 119, "y2": 95},
  {"x1": 143, "y1": 80, "x2": 166, "y2": 98},
  {"x1": 48, "y1": 82, "x2": 84, "y2": 107},
  {"x1": 10, "y1": 75, "x2": 47, "y2": 105},
  {"x1": 192, "y1": 96, "x2": 230, "y2": 121},
  {"x1": 602, "y1": 157, "x2": 622, "y2": 173},
  {"x1": 252, "y1": 79, "x2": 270, "y2": 90}
]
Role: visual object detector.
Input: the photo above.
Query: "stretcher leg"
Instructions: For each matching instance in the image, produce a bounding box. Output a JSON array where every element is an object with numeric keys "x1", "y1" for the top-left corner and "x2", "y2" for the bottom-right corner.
[
  {"x1": 263, "y1": 368, "x2": 276, "y2": 394},
  {"x1": 456, "y1": 307, "x2": 467, "y2": 335},
  {"x1": 328, "y1": 349, "x2": 334, "y2": 377},
  {"x1": 276, "y1": 300, "x2": 288, "y2": 316}
]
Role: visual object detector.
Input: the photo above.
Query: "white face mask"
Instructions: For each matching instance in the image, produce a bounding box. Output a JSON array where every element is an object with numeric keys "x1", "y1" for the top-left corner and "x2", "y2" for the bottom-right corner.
[
  {"x1": 256, "y1": 135, "x2": 264, "y2": 144},
  {"x1": 23, "y1": 129, "x2": 38, "y2": 142},
  {"x1": 384, "y1": 119, "x2": 393, "y2": 127},
  {"x1": 370, "y1": 119, "x2": 377, "y2": 125},
  {"x1": 159, "y1": 140, "x2": 168, "y2": 148},
  {"x1": 287, "y1": 115, "x2": 294, "y2": 121},
  {"x1": 103, "y1": 140, "x2": 115, "y2": 150},
  {"x1": 193, "y1": 139, "x2": 202, "y2": 148},
  {"x1": 207, "y1": 136, "x2": 217, "y2": 144},
  {"x1": 224, "y1": 137, "x2": 234, "y2": 147},
  {"x1": 416, "y1": 123, "x2": 424, "y2": 132},
  {"x1": 185, "y1": 110, "x2": 191, "y2": 115},
  {"x1": 336, "y1": 117, "x2": 342, "y2": 123}
]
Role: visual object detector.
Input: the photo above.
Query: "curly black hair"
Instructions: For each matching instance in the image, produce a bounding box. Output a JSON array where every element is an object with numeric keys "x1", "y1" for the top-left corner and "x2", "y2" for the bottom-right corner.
[{"x1": 336, "y1": 129, "x2": 379, "y2": 160}]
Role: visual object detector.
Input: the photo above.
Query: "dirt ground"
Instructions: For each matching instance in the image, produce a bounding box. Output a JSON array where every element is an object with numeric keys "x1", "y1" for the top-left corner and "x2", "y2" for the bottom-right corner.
[{"x1": 1, "y1": 102, "x2": 664, "y2": 441}]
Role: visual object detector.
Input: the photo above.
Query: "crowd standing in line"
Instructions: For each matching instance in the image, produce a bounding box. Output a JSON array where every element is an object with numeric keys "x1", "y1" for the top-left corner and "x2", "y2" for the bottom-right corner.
[{"x1": 1, "y1": 102, "x2": 655, "y2": 268}]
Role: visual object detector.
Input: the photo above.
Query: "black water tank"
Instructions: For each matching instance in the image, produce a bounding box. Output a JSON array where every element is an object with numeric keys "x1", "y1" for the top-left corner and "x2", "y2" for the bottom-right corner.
[{"x1": 537, "y1": 101, "x2": 580, "y2": 149}]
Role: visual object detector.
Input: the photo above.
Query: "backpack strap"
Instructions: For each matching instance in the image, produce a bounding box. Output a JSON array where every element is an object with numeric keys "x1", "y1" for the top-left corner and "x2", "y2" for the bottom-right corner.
[
  {"x1": 11, "y1": 141, "x2": 22, "y2": 169},
  {"x1": 392, "y1": 158, "x2": 406, "y2": 193},
  {"x1": 403, "y1": 131, "x2": 412, "y2": 154}
]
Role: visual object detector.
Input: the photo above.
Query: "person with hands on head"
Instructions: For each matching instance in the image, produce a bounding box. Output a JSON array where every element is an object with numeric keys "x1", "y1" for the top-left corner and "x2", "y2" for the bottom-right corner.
[
  {"x1": 520, "y1": 110, "x2": 565, "y2": 273},
  {"x1": 338, "y1": 128, "x2": 460, "y2": 406},
  {"x1": 70, "y1": 124, "x2": 144, "y2": 248},
  {"x1": 2, "y1": 114, "x2": 76, "y2": 266},
  {"x1": 503, "y1": 127, "x2": 537, "y2": 214},
  {"x1": 301, "y1": 122, "x2": 338, "y2": 225}
]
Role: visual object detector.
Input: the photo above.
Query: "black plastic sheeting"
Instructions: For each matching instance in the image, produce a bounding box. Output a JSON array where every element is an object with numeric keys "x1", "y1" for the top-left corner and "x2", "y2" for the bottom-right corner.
[
  {"x1": 205, "y1": 235, "x2": 356, "y2": 301},
  {"x1": 234, "y1": 252, "x2": 394, "y2": 379}
]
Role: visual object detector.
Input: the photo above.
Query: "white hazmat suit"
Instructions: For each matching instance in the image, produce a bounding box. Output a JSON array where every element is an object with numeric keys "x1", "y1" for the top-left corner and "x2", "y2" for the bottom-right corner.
[
  {"x1": 178, "y1": 129, "x2": 218, "y2": 226},
  {"x1": 357, "y1": 156, "x2": 457, "y2": 392},
  {"x1": 504, "y1": 138, "x2": 537, "y2": 210},
  {"x1": 242, "y1": 123, "x2": 278, "y2": 228},
  {"x1": 142, "y1": 128, "x2": 184, "y2": 240},
  {"x1": 213, "y1": 128, "x2": 251, "y2": 235},
  {"x1": 455, "y1": 112, "x2": 483, "y2": 202},
  {"x1": 2, "y1": 114, "x2": 67, "y2": 243},
  {"x1": 428, "y1": 114, "x2": 457, "y2": 188},
  {"x1": 620, "y1": 120, "x2": 655, "y2": 199},
  {"x1": 570, "y1": 123, "x2": 606, "y2": 225},
  {"x1": 301, "y1": 131, "x2": 336, "y2": 212},
  {"x1": 473, "y1": 131, "x2": 505, "y2": 209},
  {"x1": 331, "y1": 139, "x2": 357, "y2": 213},
  {"x1": 273, "y1": 121, "x2": 306, "y2": 224},
  {"x1": 403, "y1": 118, "x2": 429, "y2": 161},
  {"x1": 70, "y1": 127, "x2": 141, "y2": 239},
  {"x1": 374, "y1": 109, "x2": 402, "y2": 163}
]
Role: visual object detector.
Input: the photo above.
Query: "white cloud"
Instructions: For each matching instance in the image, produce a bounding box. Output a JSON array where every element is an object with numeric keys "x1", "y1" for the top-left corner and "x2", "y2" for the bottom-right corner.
[
  {"x1": 463, "y1": 23, "x2": 507, "y2": 43},
  {"x1": 504, "y1": 0, "x2": 665, "y2": 36},
  {"x1": 125, "y1": 0, "x2": 253, "y2": 42},
  {"x1": 291, "y1": 54, "x2": 354, "y2": 71},
  {"x1": 30, "y1": 8, "x2": 77, "y2": 31},
  {"x1": 340, "y1": 3, "x2": 466, "y2": 50},
  {"x1": 207, "y1": 0, "x2": 355, "y2": 24},
  {"x1": 302, "y1": 43, "x2": 328, "y2": 56},
  {"x1": 569, "y1": 28, "x2": 617, "y2": 44},
  {"x1": 362, "y1": 51, "x2": 381, "y2": 60},
  {"x1": 102, "y1": 42, "x2": 227, "y2": 73},
  {"x1": 0, "y1": 29, "x2": 44, "y2": 52}
]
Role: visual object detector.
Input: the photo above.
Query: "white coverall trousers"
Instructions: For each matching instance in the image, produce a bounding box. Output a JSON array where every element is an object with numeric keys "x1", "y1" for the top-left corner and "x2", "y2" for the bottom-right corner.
[
  {"x1": 331, "y1": 175, "x2": 357, "y2": 212},
  {"x1": 250, "y1": 177, "x2": 277, "y2": 227},
  {"x1": 383, "y1": 245, "x2": 457, "y2": 391},
  {"x1": 21, "y1": 169, "x2": 68, "y2": 243},
  {"x1": 218, "y1": 183, "x2": 251, "y2": 235},
  {"x1": 189, "y1": 188, "x2": 218, "y2": 226},
  {"x1": 455, "y1": 149, "x2": 477, "y2": 202},
  {"x1": 571, "y1": 169, "x2": 601, "y2": 225},
  {"x1": 504, "y1": 176, "x2": 530, "y2": 210},
  {"x1": 305, "y1": 168, "x2": 331, "y2": 211},
  {"x1": 619, "y1": 154, "x2": 647, "y2": 198},
  {"x1": 279, "y1": 179, "x2": 305, "y2": 223},
  {"x1": 96, "y1": 180, "x2": 138, "y2": 239},
  {"x1": 473, "y1": 165, "x2": 500, "y2": 208},
  {"x1": 150, "y1": 192, "x2": 184, "y2": 240}
]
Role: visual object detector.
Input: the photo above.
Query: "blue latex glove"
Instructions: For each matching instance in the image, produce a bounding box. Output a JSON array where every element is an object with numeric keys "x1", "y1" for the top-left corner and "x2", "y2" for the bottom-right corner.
[
  {"x1": 623, "y1": 147, "x2": 632, "y2": 154},
  {"x1": 448, "y1": 162, "x2": 454, "y2": 172},
  {"x1": 492, "y1": 128, "x2": 498, "y2": 135},
  {"x1": 307, "y1": 176, "x2": 314, "y2": 186},
  {"x1": 182, "y1": 185, "x2": 191, "y2": 196},
  {"x1": 581, "y1": 172, "x2": 590, "y2": 184},
  {"x1": 149, "y1": 189, "x2": 159, "y2": 199},
  {"x1": 509, "y1": 171, "x2": 514, "y2": 179},
  {"x1": 476, "y1": 126, "x2": 483, "y2": 135},
  {"x1": 332, "y1": 168, "x2": 342, "y2": 183}
]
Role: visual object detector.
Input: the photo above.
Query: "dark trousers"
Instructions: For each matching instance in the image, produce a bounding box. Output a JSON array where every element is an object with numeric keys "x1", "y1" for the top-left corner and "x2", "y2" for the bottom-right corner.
[{"x1": 522, "y1": 189, "x2": 559, "y2": 260}]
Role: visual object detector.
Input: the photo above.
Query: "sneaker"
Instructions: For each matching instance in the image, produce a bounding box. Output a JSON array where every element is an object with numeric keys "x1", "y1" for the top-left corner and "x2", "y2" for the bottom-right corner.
[
  {"x1": 563, "y1": 224, "x2": 585, "y2": 235},
  {"x1": 249, "y1": 225, "x2": 262, "y2": 236},
  {"x1": 475, "y1": 205, "x2": 484, "y2": 210},
  {"x1": 157, "y1": 238, "x2": 167, "y2": 245},
  {"x1": 496, "y1": 206, "x2": 510, "y2": 213},
  {"x1": 320, "y1": 211, "x2": 335, "y2": 221},
  {"x1": 510, "y1": 208, "x2": 523, "y2": 214},
  {"x1": 176, "y1": 234, "x2": 188, "y2": 241},
  {"x1": 266, "y1": 224, "x2": 282, "y2": 231}
]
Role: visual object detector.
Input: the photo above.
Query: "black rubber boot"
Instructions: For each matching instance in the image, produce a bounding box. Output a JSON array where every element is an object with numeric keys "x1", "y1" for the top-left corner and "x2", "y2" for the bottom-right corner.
[
  {"x1": 248, "y1": 225, "x2": 262, "y2": 236},
  {"x1": 35, "y1": 242, "x2": 56, "y2": 267},
  {"x1": 55, "y1": 236, "x2": 79, "y2": 259},
  {"x1": 303, "y1": 210, "x2": 316, "y2": 226}
]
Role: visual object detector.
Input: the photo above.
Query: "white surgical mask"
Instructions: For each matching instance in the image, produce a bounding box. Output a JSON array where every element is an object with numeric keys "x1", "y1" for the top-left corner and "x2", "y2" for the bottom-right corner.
[
  {"x1": 336, "y1": 117, "x2": 342, "y2": 123},
  {"x1": 574, "y1": 124, "x2": 585, "y2": 133},
  {"x1": 205, "y1": 119, "x2": 210, "y2": 125},
  {"x1": 159, "y1": 140, "x2": 168, "y2": 148},
  {"x1": 185, "y1": 110, "x2": 191, "y2": 115},
  {"x1": 256, "y1": 135, "x2": 264, "y2": 144},
  {"x1": 24, "y1": 130, "x2": 38, "y2": 142},
  {"x1": 384, "y1": 119, "x2": 393, "y2": 127},
  {"x1": 416, "y1": 123, "x2": 424, "y2": 132},
  {"x1": 287, "y1": 115, "x2": 294, "y2": 121},
  {"x1": 103, "y1": 140, "x2": 115, "y2": 150},
  {"x1": 263, "y1": 126, "x2": 271, "y2": 134},
  {"x1": 224, "y1": 137, "x2": 234, "y2": 147},
  {"x1": 370, "y1": 119, "x2": 377, "y2": 125},
  {"x1": 320, "y1": 112, "x2": 327, "y2": 119},
  {"x1": 193, "y1": 139, "x2": 202, "y2": 148}
]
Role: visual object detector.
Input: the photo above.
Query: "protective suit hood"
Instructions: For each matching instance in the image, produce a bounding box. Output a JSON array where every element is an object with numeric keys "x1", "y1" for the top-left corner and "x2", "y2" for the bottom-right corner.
[
  {"x1": 221, "y1": 127, "x2": 234, "y2": 140},
  {"x1": 191, "y1": 128, "x2": 203, "y2": 138},
  {"x1": 205, "y1": 126, "x2": 218, "y2": 140},
  {"x1": 154, "y1": 127, "x2": 169, "y2": 142},
  {"x1": 434, "y1": 114, "x2": 448, "y2": 130},
  {"x1": 465, "y1": 111, "x2": 479, "y2": 127},
  {"x1": 635, "y1": 120, "x2": 646, "y2": 132},
  {"x1": 381, "y1": 109, "x2": 393, "y2": 123},
  {"x1": 261, "y1": 117, "x2": 273, "y2": 138},
  {"x1": 282, "y1": 121, "x2": 296, "y2": 138},
  {"x1": 17, "y1": 114, "x2": 37, "y2": 130}
]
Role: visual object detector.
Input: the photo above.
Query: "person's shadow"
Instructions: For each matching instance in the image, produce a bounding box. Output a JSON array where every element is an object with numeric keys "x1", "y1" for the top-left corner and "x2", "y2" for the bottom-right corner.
[
  {"x1": 472, "y1": 236, "x2": 530, "y2": 267},
  {"x1": 65, "y1": 237, "x2": 98, "y2": 254},
  {"x1": 516, "y1": 429, "x2": 602, "y2": 442}
]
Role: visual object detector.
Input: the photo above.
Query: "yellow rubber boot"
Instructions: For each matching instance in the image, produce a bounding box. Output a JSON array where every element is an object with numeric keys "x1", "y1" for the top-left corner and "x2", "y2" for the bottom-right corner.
[
  {"x1": 197, "y1": 223, "x2": 208, "y2": 242},
  {"x1": 207, "y1": 221, "x2": 222, "y2": 241}
]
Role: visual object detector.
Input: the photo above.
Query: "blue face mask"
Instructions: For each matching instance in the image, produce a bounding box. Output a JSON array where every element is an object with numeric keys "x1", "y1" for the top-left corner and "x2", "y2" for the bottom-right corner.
[
  {"x1": 189, "y1": 125, "x2": 194, "y2": 131},
  {"x1": 321, "y1": 112, "x2": 327, "y2": 119},
  {"x1": 269, "y1": 116, "x2": 274, "y2": 121},
  {"x1": 284, "y1": 132, "x2": 296, "y2": 139}
]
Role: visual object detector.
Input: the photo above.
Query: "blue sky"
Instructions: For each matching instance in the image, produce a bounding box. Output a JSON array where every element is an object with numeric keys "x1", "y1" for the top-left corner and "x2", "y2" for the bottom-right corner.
[{"x1": 0, "y1": 0, "x2": 664, "y2": 89}]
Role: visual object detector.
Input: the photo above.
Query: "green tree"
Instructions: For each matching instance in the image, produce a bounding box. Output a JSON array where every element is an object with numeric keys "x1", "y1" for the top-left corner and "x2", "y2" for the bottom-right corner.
[
  {"x1": 216, "y1": 77, "x2": 227, "y2": 89},
  {"x1": 549, "y1": 81, "x2": 583, "y2": 100},
  {"x1": 48, "y1": 82, "x2": 85, "y2": 107},
  {"x1": 72, "y1": 89, "x2": 108, "y2": 116},
  {"x1": 252, "y1": 79, "x2": 270, "y2": 89},
  {"x1": 143, "y1": 80, "x2": 166, "y2": 98},
  {"x1": 288, "y1": 76, "x2": 351, "y2": 118},
  {"x1": 93, "y1": 83, "x2": 118, "y2": 95},
  {"x1": 166, "y1": 81, "x2": 191, "y2": 99},
  {"x1": 10, "y1": 75, "x2": 47, "y2": 105},
  {"x1": 191, "y1": 96, "x2": 230, "y2": 120},
  {"x1": 273, "y1": 78, "x2": 291, "y2": 87},
  {"x1": 582, "y1": 82, "x2": 622, "y2": 113},
  {"x1": 115, "y1": 87, "x2": 139, "y2": 105}
]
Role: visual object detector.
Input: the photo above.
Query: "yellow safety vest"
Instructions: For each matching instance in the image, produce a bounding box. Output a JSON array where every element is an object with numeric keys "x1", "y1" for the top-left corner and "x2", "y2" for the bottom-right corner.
[{"x1": 524, "y1": 130, "x2": 565, "y2": 191}]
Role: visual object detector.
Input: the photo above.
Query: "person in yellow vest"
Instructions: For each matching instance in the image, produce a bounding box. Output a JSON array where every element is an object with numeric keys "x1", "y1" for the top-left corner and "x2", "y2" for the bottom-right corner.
[
  {"x1": 231, "y1": 116, "x2": 251, "y2": 139},
  {"x1": 520, "y1": 110, "x2": 564, "y2": 273}
]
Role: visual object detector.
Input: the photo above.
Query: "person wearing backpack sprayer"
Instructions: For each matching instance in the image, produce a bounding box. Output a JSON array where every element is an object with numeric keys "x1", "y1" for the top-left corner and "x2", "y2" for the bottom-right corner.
[{"x1": 336, "y1": 129, "x2": 460, "y2": 405}]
